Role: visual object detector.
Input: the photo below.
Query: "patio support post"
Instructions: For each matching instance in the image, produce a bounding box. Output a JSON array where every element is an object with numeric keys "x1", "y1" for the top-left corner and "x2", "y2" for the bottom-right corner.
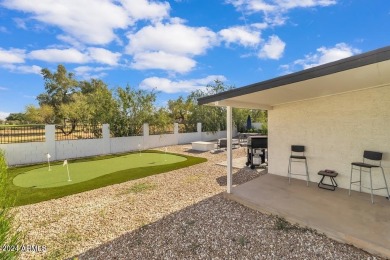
[{"x1": 227, "y1": 106, "x2": 233, "y2": 193}]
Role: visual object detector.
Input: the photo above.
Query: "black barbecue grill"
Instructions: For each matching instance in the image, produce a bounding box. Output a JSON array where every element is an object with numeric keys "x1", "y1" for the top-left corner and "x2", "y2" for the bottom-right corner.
[{"x1": 246, "y1": 136, "x2": 268, "y2": 169}]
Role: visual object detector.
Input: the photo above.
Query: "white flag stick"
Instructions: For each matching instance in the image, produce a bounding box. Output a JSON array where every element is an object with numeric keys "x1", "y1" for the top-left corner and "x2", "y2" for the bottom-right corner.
[
  {"x1": 164, "y1": 147, "x2": 167, "y2": 161},
  {"x1": 46, "y1": 153, "x2": 51, "y2": 171},
  {"x1": 63, "y1": 160, "x2": 71, "y2": 181},
  {"x1": 138, "y1": 144, "x2": 141, "y2": 156}
]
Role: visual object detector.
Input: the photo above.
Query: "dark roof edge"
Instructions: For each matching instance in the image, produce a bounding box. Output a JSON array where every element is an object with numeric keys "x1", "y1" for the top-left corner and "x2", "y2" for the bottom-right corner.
[{"x1": 198, "y1": 45, "x2": 390, "y2": 105}]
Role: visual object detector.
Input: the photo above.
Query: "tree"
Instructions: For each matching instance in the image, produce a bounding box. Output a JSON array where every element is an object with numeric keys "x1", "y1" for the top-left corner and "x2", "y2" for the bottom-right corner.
[
  {"x1": 25, "y1": 104, "x2": 55, "y2": 124},
  {"x1": 187, "y1": 80, "x2": 231, "y2": 132},
  {"x1": 5, "y1": 113, "x2": 27, "y2": 124},
  {"x1": 79, "y1": 79, "x2": 117, "y2": 126},
  {"x1": 167, "y1": 96, "x2": 195, "y2": 132},
  {"x1": 150, "y1": 107, "x2": 173, "y2": 135},
  {"x1": 110, "y1": 85, "x2": 156, "y2": 137},
  {"x1": 37, "y1": 65, "x2": 79, "y2": 121},
  {"x1": 32, "y1": 66, "x2": 117, "y2": 136}
]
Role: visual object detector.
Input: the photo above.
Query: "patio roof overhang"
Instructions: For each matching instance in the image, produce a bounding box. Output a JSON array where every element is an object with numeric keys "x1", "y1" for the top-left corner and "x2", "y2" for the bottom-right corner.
[{"x1": 198, "y1": 46, "x2": 390, "y2": 110}]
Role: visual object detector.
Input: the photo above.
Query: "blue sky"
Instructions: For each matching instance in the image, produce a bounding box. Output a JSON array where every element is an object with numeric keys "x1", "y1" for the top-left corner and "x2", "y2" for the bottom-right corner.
[{"x1": 1, "y1": 0, "x2": 390, "y2": 120}]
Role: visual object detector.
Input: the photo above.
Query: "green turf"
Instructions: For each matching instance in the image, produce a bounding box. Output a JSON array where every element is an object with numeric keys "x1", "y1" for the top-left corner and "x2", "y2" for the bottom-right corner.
[
  {"x1": 13, "y1": 153, "x2": 186, "y2": 188},
  {"x1": 8, "y1": 150, "x2": 207, "y2": 206}
]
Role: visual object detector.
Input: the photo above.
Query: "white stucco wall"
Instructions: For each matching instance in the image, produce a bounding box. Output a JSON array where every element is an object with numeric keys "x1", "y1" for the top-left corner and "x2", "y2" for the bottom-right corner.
[
  {"x1": 178, "y1": 132, "x2": 201, "y2": 144},
  {"x1": 110, "y1": 136, "x2": 144, "y2": 154},
  {"x1": 55, "y1": 139, "x2": 107, "y2": 160},
  {"x1": 268, "y1": 85, "x2": 390, "y2": 196},
  {"x1": 0, "y1": 142, "x2": 47, "y2": 165}
]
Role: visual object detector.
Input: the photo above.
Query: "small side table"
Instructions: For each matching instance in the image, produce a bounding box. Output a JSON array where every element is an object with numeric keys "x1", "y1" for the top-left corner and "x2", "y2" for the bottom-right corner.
[{"x1": 318, "y1": 170, "x2": 338, "y2": 191}]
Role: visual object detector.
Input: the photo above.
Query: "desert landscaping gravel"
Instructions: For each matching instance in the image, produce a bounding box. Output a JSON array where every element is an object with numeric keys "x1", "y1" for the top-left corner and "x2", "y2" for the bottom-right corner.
[{"x1": 14, "y1": 144, "x2": 380, "y2": 259}]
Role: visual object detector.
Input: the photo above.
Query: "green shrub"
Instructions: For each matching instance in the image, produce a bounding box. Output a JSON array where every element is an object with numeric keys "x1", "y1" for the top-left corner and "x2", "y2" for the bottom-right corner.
[{"x1": 0, "y1": 150, "x2": 23, "y2": 260}]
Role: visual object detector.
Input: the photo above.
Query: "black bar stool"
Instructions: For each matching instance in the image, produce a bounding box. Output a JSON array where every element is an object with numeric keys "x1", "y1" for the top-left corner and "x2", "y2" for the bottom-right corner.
[
  {"x1": 349, "y1": 150, "x2": 390, "y2": 204},
  {"x1": 288, "y1": 145, "x2": 309, "y2": 186}
]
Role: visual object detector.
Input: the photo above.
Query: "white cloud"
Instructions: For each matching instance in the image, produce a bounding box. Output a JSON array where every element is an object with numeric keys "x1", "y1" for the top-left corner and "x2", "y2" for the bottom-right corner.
[
  {"x1": 276, "y1": 0, "x2": 336, "y2": 9},
  {"x1": 56, "y1": 34, "x2": 86, "y2": 49},
  {"x1": 258, "y1": 35, "x2": 285, "y2": 59},
  {"x1": 0, "y1": 26, "x2": 8, "y2": 33},
  {"x1": 13, "y1": 17, "x2": 27, "y2": 29},
  {"x1": 120, "y1": 0, "x2": 170, "y2": 22},
  {"x1": 0, "y1": 112, "x2": 10, "y2": 120},
  {"x1": 0, "y1": 86, "x2": 8, "y2": 90},
  {"x1": 1, "y1": 64, "x2": 42, "y2": 74},
  {"x1": 3, "y1": 0, "x2": 130, "y2": 45},
  {"x1": 74, "y1": 66, "x2": 110, "y2": 79},
  {"x1": 27, "y1": 47, "x2": 121, "y2": 65},
  {"x1": 139, "y1": 75, "x2": 227, "y2": 93},
  {"x1": 293, "y1": 43, "x2": 361, "y2": 69},
  {"x1": 126, "y1": 22, "x2": 217, "y2": 56},
  {"x1": 248, "y1": 0, "x2": 276, "y2": 12},
  {"x1": 126, "y1": 22, "x2": 217, "y2": 73},
  {"x1": 0, "y1": 48, "x2": 25, "y2": 63},
  {"x1": 28, "y1": 48, "x2": 88, "y2": 63},
  {"x1": 219, "y1": 26, "x2": 261, "y2": 47},
  {"x1": 131, "y1": 51, "x2": 196, "y2": 73},
  {"x1": 227, "y1": 0, "x2": 336, "y2": 12},
  {"x1": 3, "y1": 0, "x2": 172, "y2": 45},
  {"x1": 226, "y1": 0, "x2": 336, "y2": 27},
  {"x1": 87, "y1": 48, "x2": 121, "y2": 66}
]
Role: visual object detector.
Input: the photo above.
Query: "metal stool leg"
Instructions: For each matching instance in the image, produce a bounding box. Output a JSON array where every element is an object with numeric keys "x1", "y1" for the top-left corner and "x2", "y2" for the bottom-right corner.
[
  {"x1": 380, "y1": 167, "x2": 390, "y2": 200},
  {"x1": 359, "y1": 168, "x2": 362, "y2": 192},
  {"x1": 369, "y1": 169, "x2": 374, "y2": 204},
  {"x1": 304, "y1": 158, "x2": 309, "y2": 186},
  {"x1": 288, "y1": 158, "x2": 291, "y2": 184},
  {"x1": 349, "y1": 166, "x2": 353, "y2": 196}
]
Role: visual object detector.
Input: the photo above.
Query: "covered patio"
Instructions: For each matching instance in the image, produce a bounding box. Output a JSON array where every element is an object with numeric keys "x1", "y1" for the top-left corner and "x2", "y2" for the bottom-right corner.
[
  {"x1": 226, "y1": 174, "x2": 390, "y2": 257},
  {"x1": 198, "y1": 46, "x2": 390, "y2": 258}
]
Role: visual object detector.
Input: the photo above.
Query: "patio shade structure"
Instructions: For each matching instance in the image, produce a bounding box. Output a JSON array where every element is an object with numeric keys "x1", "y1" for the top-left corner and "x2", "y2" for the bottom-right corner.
[{"x1": 198, "y1": 46, "x2": 390, "y2": 194}]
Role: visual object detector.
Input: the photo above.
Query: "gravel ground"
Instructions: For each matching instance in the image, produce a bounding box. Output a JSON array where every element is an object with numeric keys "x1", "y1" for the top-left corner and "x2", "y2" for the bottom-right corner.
[{"x1": 13, "y1": 144, "x2": 380, "y2": 260}]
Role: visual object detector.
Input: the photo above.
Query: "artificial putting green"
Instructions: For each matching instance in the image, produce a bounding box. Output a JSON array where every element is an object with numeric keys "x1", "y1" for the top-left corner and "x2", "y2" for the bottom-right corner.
[
  {"x1": 13, "y1": 152, "x2": 186, "y2": 188},
  {"x1": 8, "y1": 150, "x2": 207, "y2": 206}
]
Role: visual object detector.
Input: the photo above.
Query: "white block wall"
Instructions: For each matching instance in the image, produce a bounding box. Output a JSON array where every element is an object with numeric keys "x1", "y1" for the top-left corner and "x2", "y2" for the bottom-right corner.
[
  {"x1": 0, "y1": 142, "x2": 47, "y2": 165},
  {"x1": 55, "y1": 139, "x2": 107, "y2": 160},
  {"x1": 110, "y1": 136, "x2": 144, "y2": 154},
  {"x1": 1, "y1": 122, "x2": 235, "y2": 166},
  {"x1": 268, "y1": 85, "x2": 390, "y2": 196},
  {"x1": 178, "y1": 132, "x2": 200, "y2": 144}
]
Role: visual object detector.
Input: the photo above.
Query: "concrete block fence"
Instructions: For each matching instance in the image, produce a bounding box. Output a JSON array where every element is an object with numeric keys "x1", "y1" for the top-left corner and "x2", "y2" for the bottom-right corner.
[{"x1": 0, "y1": 123, "x2": 236, "y2": 166}]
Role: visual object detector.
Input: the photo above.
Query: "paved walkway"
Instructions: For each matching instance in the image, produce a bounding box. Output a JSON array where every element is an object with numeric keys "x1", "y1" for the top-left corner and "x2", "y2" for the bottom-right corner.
[{"x1": 225, "y1": 173, "x2": 390, "y2": 258}]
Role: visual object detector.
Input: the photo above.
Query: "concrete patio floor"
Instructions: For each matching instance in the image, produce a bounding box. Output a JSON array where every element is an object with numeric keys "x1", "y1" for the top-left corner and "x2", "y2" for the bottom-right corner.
[{"x1": 225, "y1": 173, "x2": 390, "y2": 258}]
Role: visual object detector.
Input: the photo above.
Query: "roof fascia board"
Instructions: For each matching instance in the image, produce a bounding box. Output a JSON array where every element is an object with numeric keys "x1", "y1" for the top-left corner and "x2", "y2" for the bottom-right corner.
[
  {"x1": 211, "y1": 100, "x2": 273, "y2": 110},
  {"x1": 198, "y1": 46, "x2": 390, "y2": 105}
]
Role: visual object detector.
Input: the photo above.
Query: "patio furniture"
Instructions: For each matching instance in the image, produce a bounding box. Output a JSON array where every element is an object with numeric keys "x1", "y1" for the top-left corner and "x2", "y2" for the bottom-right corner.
[
  {"x1": 191, "y1": 141, "x2": 215, "y2": 151},
  {"x1": 349, "y1": 150, "x2": 390, "y2": 204},
  {"x1": 288, "y1": 145, "x2": 309, "y2": 186},
  {"x1": 237, "y1": 133, "x2": 247, "y2": 146},
  {"x1": 217, "y1": 138, "x2": 227, "y2": 150},
  {"x1": 216, "y1": 138, "x2": 240, "y2": 150},
  {"x1": 318, "y1": 170, "x2": 338, "y2": 191}
]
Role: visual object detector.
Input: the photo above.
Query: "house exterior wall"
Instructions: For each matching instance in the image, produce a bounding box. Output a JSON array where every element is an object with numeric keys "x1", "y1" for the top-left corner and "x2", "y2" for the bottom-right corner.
[{"x1": 268, "y1": 85, "x2": 390, "y2": 196}]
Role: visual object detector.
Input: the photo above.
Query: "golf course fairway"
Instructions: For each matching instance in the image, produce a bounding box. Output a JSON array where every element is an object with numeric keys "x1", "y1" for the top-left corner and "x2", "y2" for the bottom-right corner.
[{"x1": 13, "y1": 152, "x2": 187, "y2": 188}]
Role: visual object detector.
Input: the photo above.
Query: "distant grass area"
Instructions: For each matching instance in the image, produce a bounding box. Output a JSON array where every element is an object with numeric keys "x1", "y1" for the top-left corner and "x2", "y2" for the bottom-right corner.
[{"x1": 8, "y1": 150, "x2": 207, "y2": 206}]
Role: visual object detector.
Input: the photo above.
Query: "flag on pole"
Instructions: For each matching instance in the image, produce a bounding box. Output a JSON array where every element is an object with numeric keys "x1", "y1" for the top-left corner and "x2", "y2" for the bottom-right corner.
[
  {"x1": 63, "y1": 160, "x2": 71, "y2": 181},
  {"x1": 46, "y1": 153, "x2": 52, "y2": 171}
]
